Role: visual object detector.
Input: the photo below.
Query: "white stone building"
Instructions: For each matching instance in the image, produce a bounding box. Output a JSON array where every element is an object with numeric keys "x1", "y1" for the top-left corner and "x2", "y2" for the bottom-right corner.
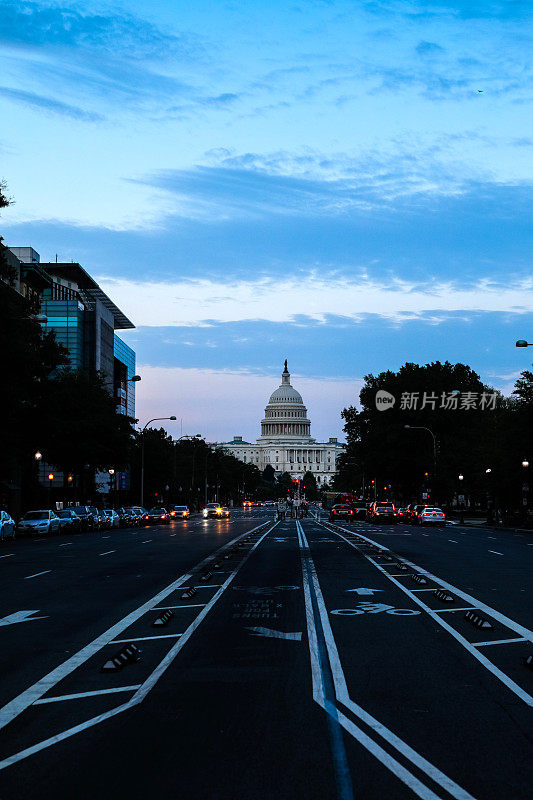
[{"x1": 219, "y1": 362, "x2": 343, "y2": 484}]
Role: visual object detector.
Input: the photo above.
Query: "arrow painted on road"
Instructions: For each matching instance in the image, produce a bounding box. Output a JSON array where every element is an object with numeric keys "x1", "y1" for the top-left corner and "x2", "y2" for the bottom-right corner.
[
  {"x1": 345, "y1": 588, "x2": 384, "y2": 596},
  {"x1": 246, "y1": 626, "x2": 302, "y2": 641},
  {"x1": 0, "y1": 610, "x2": 49, "y2": 627}
]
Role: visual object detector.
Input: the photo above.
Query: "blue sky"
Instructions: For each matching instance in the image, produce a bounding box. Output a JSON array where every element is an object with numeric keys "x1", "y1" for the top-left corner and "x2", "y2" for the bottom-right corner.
[{"x1": 1, "y1": 0, "x2": 532, "y2": 441}]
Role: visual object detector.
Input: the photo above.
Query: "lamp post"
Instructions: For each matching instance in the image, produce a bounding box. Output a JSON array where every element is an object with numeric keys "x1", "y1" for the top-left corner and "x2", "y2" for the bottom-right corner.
[
  {"x1": 516, "y1": 340, "x2": 533, "y2": 348},
  {"x1": 458, "y1": 474, "x2": 465, "y2": 523},
  {"x1": 140, "y1": 416, "x2": 177, "y2": 507},
  {"x1": 521, "y1": 460, "x2": 529, "y2": 524},
  {"x1": 108, "y1": 469, "x2": 115, "y2": 508},
  {"x1": 404, "y1": 425, "x2": 437, "y2": 501}
]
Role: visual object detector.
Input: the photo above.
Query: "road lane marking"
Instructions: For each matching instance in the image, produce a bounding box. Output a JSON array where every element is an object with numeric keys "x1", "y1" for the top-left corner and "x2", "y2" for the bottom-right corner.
[
  {"x1": 488, "y1": 550, "x2": 503, "y2": 555},
  {"x1": 111, "y1": 634, "x2": 182, "y2": 643},
  {"x1": 246, "y1": 626, "x2": 302, "y2": 640},
  {"x1": 152, "y1": 604, "x2": 207, "y2": 609},
  {"x1": 23, "y1": 571, "x2": 51, "y2": 580},
  {"x1": 433, "y1": 607, "x2": 475, "y2": 613},
  {"x1": 0, "y1": 519, "x2": 275, "y2": 768},
  {"x1": 34, "y1": 686, "x2": 141, "y2": 705},
  {"x1": 297, "y1": 522, "x2": 476, "y2": 800},
  {"x1": 473, "y1": 637, "x2": 527, "y2": 647},
  {"x1": 59, "y1": 543, "x2": 72, "y2": 547},
  {"x1": 0, "y1": 554, "x2": 14, "y2": 559},
  {"x1": 99, "y1": 551, "x2": 116, "y2": 556},
  {"x1": 0, "y1": 611, "x2": 48, "y2": 626},
  {"x1": 448, "y1": 540, "x2": 458, "y2": 543},
  {"x1": 327, "y1": 522, "x2": 533, "y2": 706},
  {"x1": 141, "y1": 540, "x2": 152, "y2": 543}
]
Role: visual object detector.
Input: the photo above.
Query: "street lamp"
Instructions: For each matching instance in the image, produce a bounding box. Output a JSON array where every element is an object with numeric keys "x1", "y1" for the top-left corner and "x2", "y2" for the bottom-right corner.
[
  {"x1": 140, "y1": 416, "x2": 177, "y2": 507},
  {"x1": 129, "y1": 375, "x2": 141, "y2": 382},
  {"x1": 34, "y1": 451, "x2": 42, "y2": 461},
  {"x1": 516, "y1": 340, "x2": 532, "y2": 347},
  {"x1": 404, "y1": 425, "x2": 437, "y2": 499},
  {"x1": 108, "y1": 469, "x2": 115, "y2": 507}
]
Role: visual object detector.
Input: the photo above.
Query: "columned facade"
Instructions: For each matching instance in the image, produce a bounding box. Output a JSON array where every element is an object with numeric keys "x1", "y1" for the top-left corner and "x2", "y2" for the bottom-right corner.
[{"x1": 219, "y1": 361, "x2": 343, "y2": 484}]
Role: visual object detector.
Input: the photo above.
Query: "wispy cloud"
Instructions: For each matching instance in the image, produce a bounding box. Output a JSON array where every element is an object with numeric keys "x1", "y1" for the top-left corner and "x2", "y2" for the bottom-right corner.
[
  {"x1": 97, "y1": 272, "x2": 533, "y2": 327},
  {"x1": 0, "y1": 85, "x2": 104, "y2": 121}
]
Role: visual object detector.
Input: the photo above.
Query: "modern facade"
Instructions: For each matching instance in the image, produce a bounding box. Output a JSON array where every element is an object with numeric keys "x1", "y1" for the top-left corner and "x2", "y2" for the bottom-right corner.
[
  {"x1": 220, "y1": 362, "x2": 343, "y2": 484},
  {"x1": 9, "y1": 248, "x2": 136, "y2": 494}
]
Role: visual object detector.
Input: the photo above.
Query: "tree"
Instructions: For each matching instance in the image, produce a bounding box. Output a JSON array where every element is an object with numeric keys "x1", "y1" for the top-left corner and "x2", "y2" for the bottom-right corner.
[
  {"x1": 39, "y1": 369, "x2": 135, "y2": 499},
  {"x1": 262, "y1": 464, "x2": 276, "y2": 483},
  {"x1": 277, "y1": 472, "x2": 293, "y2": 497},
  {"x1": 302, "y1": 470, "x2": 318, "y2": 500},
  {"x1": 340, "y1": 361, "x2": 501, "y2": 506}
]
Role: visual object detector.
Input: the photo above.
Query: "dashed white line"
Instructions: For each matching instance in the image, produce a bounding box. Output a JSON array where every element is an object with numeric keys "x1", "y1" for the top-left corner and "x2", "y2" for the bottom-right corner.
[
  {"x1": 99, "y1": 550, "x2": 116, "y2": 556},
  {"x1": 488, "y1": 550, "x2": 503, "y2": 556},
  {"x1": 59, "y1": 542, "x2": 72, "y2": 547},
  {"x1": 448, "y1": 540, "x2": 458, "y2": 543},
  {"x1": 473, "y1": 637, "x2": 526, "y2": 647},
  {"x1": 24, "y1": 571, "x2": 51, "y2": 580},
  {"x1": 141, "y1": 540, "x2": 152, "y2": 544},
  {"x1": 0, "y1": 554, "x2": 14, "y2": 559}
]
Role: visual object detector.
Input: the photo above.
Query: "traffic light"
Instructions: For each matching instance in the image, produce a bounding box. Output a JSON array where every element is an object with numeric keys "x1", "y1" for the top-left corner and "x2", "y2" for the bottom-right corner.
[
  {"x1": 424, "y1": 472, "x2": 429, "y2": 477},
  {"x1": 67, "y1": 475, "x2": 73, "y2": 483}
]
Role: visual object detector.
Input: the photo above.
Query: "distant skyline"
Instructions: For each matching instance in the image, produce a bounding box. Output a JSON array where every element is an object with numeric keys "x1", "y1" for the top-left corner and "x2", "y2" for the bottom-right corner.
[{"x1": 1, "y1": 0, "x2": 532, "y2": 440}]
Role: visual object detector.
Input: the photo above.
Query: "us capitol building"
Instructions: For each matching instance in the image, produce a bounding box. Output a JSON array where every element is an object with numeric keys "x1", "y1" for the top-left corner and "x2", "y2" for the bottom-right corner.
[{"x1": 219, "y1": 361, "x2": 343, "y2": 484}]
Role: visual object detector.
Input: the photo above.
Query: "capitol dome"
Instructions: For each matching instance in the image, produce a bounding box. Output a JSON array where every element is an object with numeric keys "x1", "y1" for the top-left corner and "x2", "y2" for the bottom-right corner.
[{"x1": 259, "y1": 361, "x2": 312, "y2": 441}]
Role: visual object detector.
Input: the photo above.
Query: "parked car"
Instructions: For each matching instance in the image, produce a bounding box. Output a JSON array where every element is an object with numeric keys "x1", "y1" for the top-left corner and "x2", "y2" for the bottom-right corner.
[
  {"x1": 17, "y1": 510, "x2": 61, "y2": 535},
  {"x1": 169, "y1": 505, "x2": 189, "y2": 520},
  {"x1": 329, "y1": 504, "x2": 354, "y2": 522},
  {"x1": 91, "y1": 508, "x2": 107, "y2": 530},
  {"x1": 203, "y1": 503, "x2": 223, "y2": 519},
  {"x1": 56, "y1": 509, "x2": 82, "y2": 533},
  {"x1": 116, "y1": 507, "x2": 134, "y2": 527},
  {"x1": 144, "y1": 507, "x2": 170, "y2": 524},
  {"x1": 72, "y1": 506, "x2": 94, "y2": 531},
  {"x1": 0, "y1": 510, "x2": 16, "y2": 540},
  {"x1": 128, "y1": 507, "x2": 147, "y2": 525},
  {"x1": 418, "y1": 507, "x2": 446, "y2": 525},
  {"x1": 102, "y1": 509, "x2": 120, "y2": 529}
]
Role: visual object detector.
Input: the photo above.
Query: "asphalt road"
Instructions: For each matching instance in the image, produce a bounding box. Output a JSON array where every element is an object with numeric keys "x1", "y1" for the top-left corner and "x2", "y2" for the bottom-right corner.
[{"x1": 0, "y1": 509, "x2": 531, "y2": 799}]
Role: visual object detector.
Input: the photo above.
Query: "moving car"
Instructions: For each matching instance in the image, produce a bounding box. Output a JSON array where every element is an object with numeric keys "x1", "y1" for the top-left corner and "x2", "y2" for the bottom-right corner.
[
  {"x1": 329, "y1": 504, "x2": 354, "y2": 522},
  {"x1": 0, "y1": 510, "x2": 16, "y2": 540},
  {"x1": 203, "y1": 503, "x2": 223, "y2": 518},
  {"x1": 144, "y1": 507, "x2": 170, "y2": 523},
  {"x1": 117, "y1": 507, "x2": 135, "y2": 527},
  {"x1": 369, "y1": 503, "x2": 398, "y2": 523},
  {"x1": 17, "y1": 510, "x2": 61, "y2": 536},
  {"x1": 56, "y1": 509, "x2": 82, "y2": 533},
  {"x1": 418, "y1": 507, "x2": 446, "y2": 525},
  {"x1": 170, "y1": 505, "x2": 189, "y2": 519},
  {"x1": 221, "y1": 506, "x2": 230, "y2": 517},
  {"x1": 102, "y1": 509, "x2": 120, "y2": 528}
]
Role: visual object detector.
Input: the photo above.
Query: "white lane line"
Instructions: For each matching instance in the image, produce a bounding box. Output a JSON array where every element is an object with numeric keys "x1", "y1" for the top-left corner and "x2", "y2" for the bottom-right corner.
[
  {"x1": 192, "y1": 584, "x2": 223, "y2": 589},
  {"x1": 59, "y1": 543, "x2": 72, "y2": 547},
  {"x1": 111, "y1": 634, "x2": 182, "y2": 643},
  {"x1": 99, "y1": 551, "x2": 116, "y2": 556},
  {"x1": 434, "y1": 607, "x2": 475, "y2": 613},
  {"x1": 487, "y1": 537, "x2": 497, "y2": 540},
  {"x1": 473, "y1": 637, "x2": 527, "y2": 647},
  {"x1": 488, "y1": 550, "x2": 503, "y2": 556},
  {"x1": 297, "y1": 523, "x2": 476, "y2": 800},
  {"x1": 0, "y1": 554, "x2": 14, "y2": 559},
  {"x1": 152, "y1": 604, "x2": 207, "y2": 609},
  {"x1": 448, "y1": 540, "x2": 458, "y2": 543},
  {"x1": 34, "y1": 686, "x2": 141, "y2": 705},
  {"x1": 328, "y1": 524, "x2": 533, "y2": 707},
  {"x1": 170, "y1": 534, "x2": 176, "y2": 537},
  {"x1": 141, "y1": 540, "x2": 152, "y2": 544},
  {"x1": 101, "y1": 536, "x2": 110, "y2": 539},
  {"x1": 23, "y1": 571, "x2": 51, "y2": 580},
  {"x1": 0, "y1": 520, "x2": 274, "y2": 767}
]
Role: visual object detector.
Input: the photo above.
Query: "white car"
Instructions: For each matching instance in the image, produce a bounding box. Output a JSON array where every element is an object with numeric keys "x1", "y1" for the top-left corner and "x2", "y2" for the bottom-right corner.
[
  {"x1": 102, "y1": 509, "x2": 120, "y2": 528},
  {"x1": 418, "y1": 508, "x2": 446, "y2": 525},
  {"x1": 17, "y1": 510, "x2": 61, "y2": 535},
  {"x1": 0, "y1": 510, "x2": 16, "y2": 540}
]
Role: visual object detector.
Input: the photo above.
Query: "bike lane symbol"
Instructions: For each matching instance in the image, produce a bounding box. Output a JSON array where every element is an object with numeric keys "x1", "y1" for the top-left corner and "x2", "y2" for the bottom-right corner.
[{"x1": 331, "y1": 602, "x2": 420, "y2": 616}]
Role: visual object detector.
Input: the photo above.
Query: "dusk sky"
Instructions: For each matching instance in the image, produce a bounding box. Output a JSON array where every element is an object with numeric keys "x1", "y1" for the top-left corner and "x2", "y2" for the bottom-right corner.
[{"x1": 1, "y1": 0, "x2": 532, "y2": 442}]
